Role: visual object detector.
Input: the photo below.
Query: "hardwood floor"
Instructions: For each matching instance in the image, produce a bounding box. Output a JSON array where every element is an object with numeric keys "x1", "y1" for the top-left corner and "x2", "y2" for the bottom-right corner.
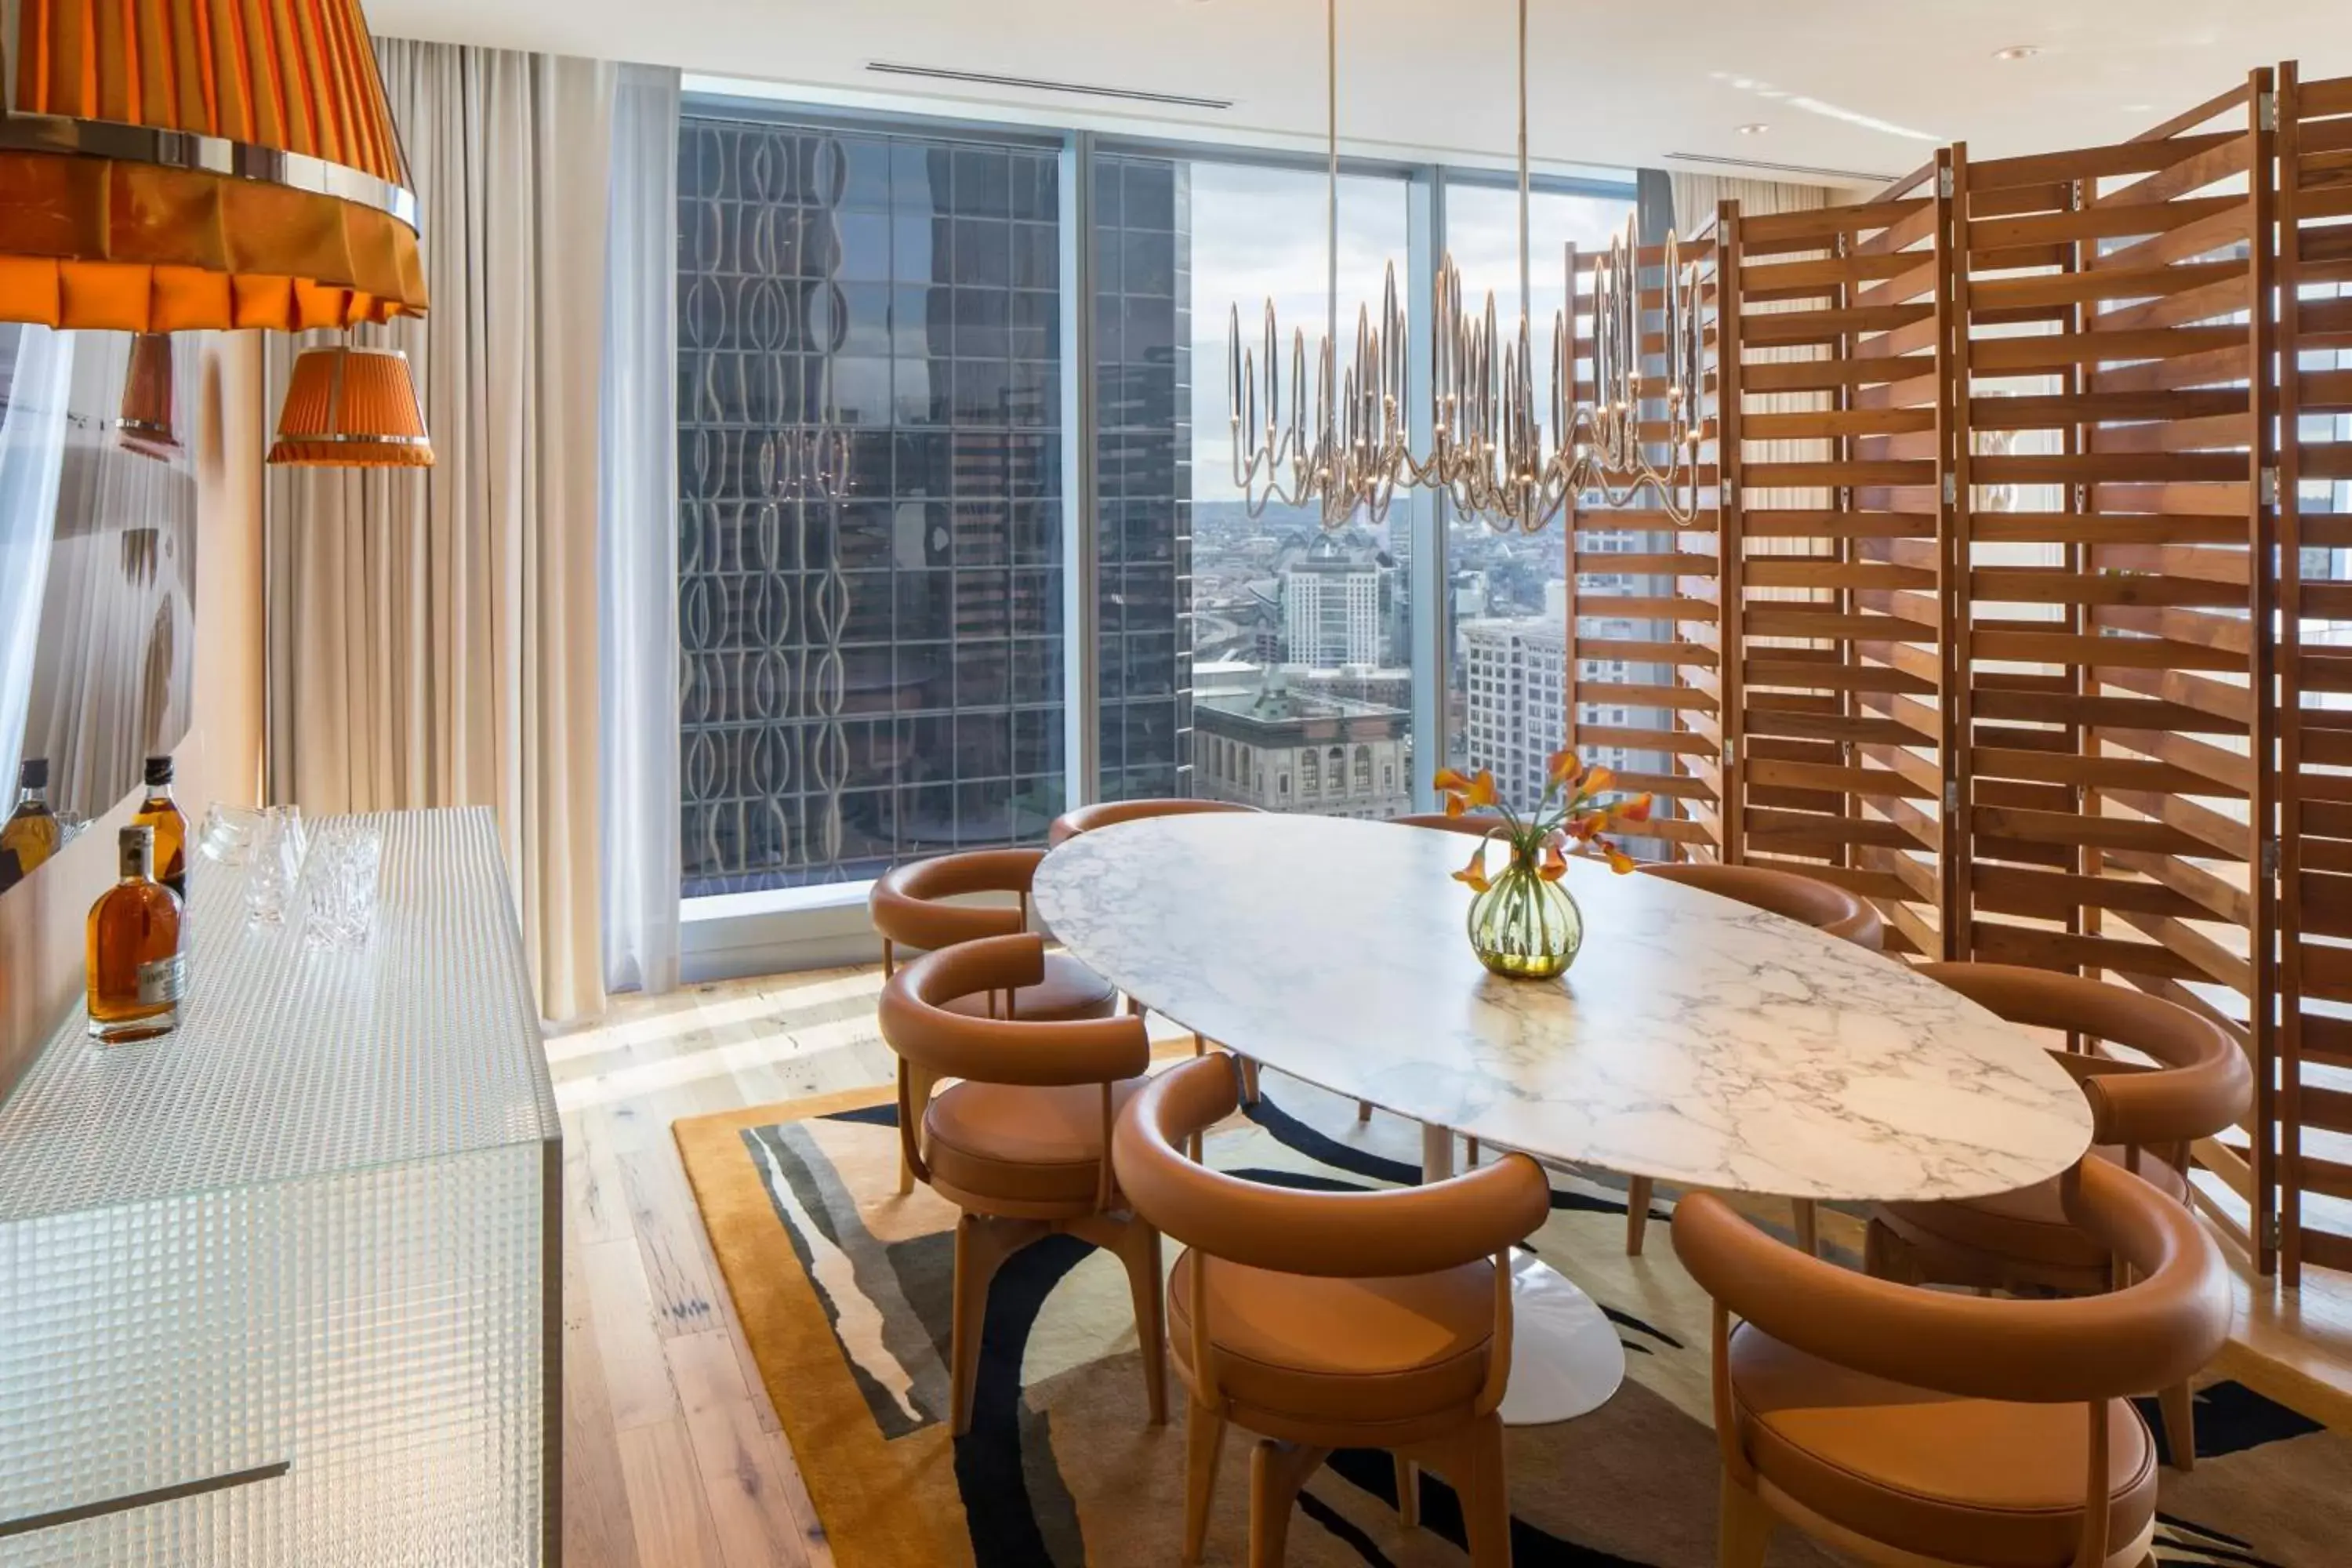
[{"x1": 554, "y1": 966, "x2": 2352, "y2": 1566}]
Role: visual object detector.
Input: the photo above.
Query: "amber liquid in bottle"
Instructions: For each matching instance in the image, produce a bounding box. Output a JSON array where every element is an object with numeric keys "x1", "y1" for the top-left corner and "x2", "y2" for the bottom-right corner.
[
  {"x1": 131, "y1": 756, "x2": 189, "y2": 899},
  {"x1": 87, "y1": 826, "x2": 185, "y2": 1043},
  {"x1": 0, "y1": 758, "x2": 60, "y2": 894}
]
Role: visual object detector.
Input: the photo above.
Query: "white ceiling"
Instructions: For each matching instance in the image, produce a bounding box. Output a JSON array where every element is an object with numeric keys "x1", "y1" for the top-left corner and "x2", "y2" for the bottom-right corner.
[{"x1": 365, "y1": 0, "x2": 2352, "y2": 189}]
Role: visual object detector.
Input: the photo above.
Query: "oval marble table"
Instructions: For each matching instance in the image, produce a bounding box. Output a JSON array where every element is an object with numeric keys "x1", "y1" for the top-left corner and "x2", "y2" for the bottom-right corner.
[{"x1": 1033, "y1": 813, "x2": 2095, "y2": 1426}]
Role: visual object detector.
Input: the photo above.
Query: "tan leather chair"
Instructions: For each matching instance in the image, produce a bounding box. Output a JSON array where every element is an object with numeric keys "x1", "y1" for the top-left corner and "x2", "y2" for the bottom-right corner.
[
  {"x1": 869, "y1": 848, "x2": 1120, "y2": 1192},
  {"x1": 1046, "y1": 797, "x2": 1259, "y2": 848},
  {"x1": 1390, "y1": 811, "x2": 1497, "y2": 836},
  {"x1": 1868, "y1": 963, "x2": 2252, "y2": 1472},
  {"x1": 1622, "y1": 861, "x2": 1886, "y2": 1258},
  {"x1": 877, "y1": 933, "x2": 1165, "y2": 1435},
  {"x1": 1114, "y1": 1054, "x2": 1552, "y2": 1568},
  {"x1": 1678, "y1": 1155, "x2": 2227, "y2": 1568}
]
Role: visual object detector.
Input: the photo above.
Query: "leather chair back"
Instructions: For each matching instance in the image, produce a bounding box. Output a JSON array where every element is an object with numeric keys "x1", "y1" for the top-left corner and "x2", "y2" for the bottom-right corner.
[
  {"x1": 869, "y1": 847, "x2": 1040, "y2": 963},
  {"x1": 877, "y1": 933, "x2": 1149, "y2": 1089},
  {"x1": 1390, "y1": 812, "x2": 1497, "y2": 837},
  {"x1": 1917, "y1": 962, "x2": 2252, "y2": 1151},
  {"x1": 1677, "y1": 1155, "x2": 2227, "y2": 1406},
  {"x1": 1639, "y1": 862, "x2": 1884, "y2": 949},
  {"x1": 1047, "y1": 797, "x2": 1258, "y2": 848},
  {"x1": 1114, "y1": 1055, "x2": 1550, "y2": 1279}
]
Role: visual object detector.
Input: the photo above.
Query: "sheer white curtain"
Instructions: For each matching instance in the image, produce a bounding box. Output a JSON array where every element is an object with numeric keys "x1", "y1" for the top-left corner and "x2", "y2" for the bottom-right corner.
[
  {"x1": 599, "y1": 63, "x2": 682, "y2": 996},
  {"x1": 267, "y1": 39, "x2": 616, "y2": 1022}
]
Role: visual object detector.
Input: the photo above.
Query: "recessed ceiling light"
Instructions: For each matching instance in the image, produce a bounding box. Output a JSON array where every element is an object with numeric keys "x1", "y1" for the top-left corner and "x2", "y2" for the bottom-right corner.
[
  {"x1": 1736, "y1": 122, "x2": 1769, "y2": 135},
  {"x1": 1993, "y1": 45, "x2": 2040, "y2": 60}
]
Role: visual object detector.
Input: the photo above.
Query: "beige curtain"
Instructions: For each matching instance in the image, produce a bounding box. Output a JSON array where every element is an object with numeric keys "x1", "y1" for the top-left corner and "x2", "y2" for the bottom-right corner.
[
  {"x1": 1668, "y1": 172, "x2": 1834, "y2": 229},
  {"x1": 266, "y1": 39, "x2": 616, "y2": 1022}
]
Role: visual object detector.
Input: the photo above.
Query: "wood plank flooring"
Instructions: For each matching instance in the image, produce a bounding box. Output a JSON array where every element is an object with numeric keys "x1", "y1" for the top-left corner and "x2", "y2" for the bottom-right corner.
[{"x1": 554, "y1": 965, "x2": 2352, "y2": 1566}]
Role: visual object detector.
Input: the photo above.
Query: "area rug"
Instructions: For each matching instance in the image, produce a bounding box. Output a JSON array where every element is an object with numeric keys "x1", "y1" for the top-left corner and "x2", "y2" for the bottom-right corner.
[{"x1": 674, "y1": 1073, "x2": 2349, "y2": 1567}]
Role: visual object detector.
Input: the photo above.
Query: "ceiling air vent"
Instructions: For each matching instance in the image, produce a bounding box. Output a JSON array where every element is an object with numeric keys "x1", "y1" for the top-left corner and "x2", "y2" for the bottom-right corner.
[
  {"x1": 1664, "y1": 151, "x2": 1897, "y2": 183},
  {"x1": 866, "y1": 61, "x2": 1233, "y2": 111}
]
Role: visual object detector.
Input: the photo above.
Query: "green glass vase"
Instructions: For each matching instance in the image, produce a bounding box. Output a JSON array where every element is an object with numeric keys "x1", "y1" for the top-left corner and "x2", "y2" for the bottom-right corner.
[{"x1": 1466, "y1": 852, "x2": 1584, "y2": 979}]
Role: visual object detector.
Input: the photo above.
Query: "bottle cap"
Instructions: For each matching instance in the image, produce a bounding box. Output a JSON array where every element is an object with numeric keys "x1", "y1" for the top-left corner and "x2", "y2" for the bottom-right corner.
[
  {"x1": 143, "y1": 756, "x2": 173, "y2": 786},
  {"x1": 19, "y1": 757, "x2": 47, "y2": 789}
]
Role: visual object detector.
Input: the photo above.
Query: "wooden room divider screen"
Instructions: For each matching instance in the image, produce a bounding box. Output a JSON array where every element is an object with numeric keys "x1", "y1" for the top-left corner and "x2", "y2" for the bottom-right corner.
[
  {"x1": 1580, "y1": 61, "x2": 2352, "y2": 1278},
  {"x1": 2278, "y1": 67, "x2": 2352, "y2": 1282}
]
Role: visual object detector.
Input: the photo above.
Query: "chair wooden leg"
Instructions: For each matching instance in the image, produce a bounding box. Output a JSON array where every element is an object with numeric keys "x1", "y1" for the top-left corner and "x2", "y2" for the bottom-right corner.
[
  {"x1": 2159, "y1": 1380, "x2": 2197, "y2": 1472},
  {"x1": 1120, "y1": 1225, "x2": 1168, "y2": 1426},
  {"x1": 1238, "y1": 1053, "x2": 1261, "y2": 1104},
  {"x1": 1247, "y1": 1439, "x2": 1330, "y2": 1568},
  {"x1": 1357, "y1": 1099, "x2": 1374, "y2": 1123},
  {"x1": 1791, "y1": 1198, "x2": 1819, "y2": 1258},
  {"x1": 897, "y1": 1065, "x2": 938, "y2": 1196},
  {"x1": 1862, "y1": 1217, "x2": 1913, "y2": 1283},
  {"x1": 1466, "y1": 1138, "x2": 1481, "y2": 1167},
  {"x1": 1718, "y1": 1470, "x2": 1773, "y2": 1568},
  {"x1": 1452, "y1": 1415, "x2": 1512, "y2": 1568},
  {"x1": 1625, "y1": 1175, "x2": 1655, "y2": 1255},
  {"x1": 948, "y1": 1214, "x2": 1046, "y2": 1436},
  {"x1": 1392, "y1": 1455, "x2": 1419, "y2": 1530},
  {"x1": 1182, "y1": 1398, "x2": 1228, "y2": 1567}
]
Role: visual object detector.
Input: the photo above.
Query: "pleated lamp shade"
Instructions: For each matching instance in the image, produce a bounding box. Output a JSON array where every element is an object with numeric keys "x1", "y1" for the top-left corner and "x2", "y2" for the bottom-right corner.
[
  {"x1": 268, "y1": 345, "x2": 434, "y2": 467},
  {"x1": 0, "y1": 0, "x2": 428, "y2": 332},
  {"x1": 116, "y1": 333, "x2": 181, "y2": 461}
]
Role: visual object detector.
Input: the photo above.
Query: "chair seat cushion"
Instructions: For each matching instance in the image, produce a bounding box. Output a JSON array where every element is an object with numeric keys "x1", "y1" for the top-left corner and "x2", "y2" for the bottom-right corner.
[
  {"x1": 924, "y1": 1077, "x2": 1140, "y2": 1208},
  {"x1": 1877, "y1": 1145, "x2": 2190, "y2": 1274},
  {"x1": 1728, "y1": 1324, "x2": 2155, "y2": 1568},
  {"x1": 941, "y1": 951, "x2": 1118, "y2": 1023},
  {"x1": 1166, "y1": 1249, "x2": 1495, "y2": 1427}
]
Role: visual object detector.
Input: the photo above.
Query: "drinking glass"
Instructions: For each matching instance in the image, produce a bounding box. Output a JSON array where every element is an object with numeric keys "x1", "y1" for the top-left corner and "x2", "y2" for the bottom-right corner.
[
  {"x1": 243, "y1": 805, "x2": 308, "y2": 929},
  {"x1": 299, "y1": 822, "x2": 383, "y2": 951},
  {"x1": 200, "y1": 803, "x2": 267, "y2": 865}
]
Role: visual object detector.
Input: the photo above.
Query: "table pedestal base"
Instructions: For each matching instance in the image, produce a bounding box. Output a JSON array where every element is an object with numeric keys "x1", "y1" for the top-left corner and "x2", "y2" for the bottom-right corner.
[{"x1": 1421, "y1": 1127, "x2": 1626, "y2": 1427}]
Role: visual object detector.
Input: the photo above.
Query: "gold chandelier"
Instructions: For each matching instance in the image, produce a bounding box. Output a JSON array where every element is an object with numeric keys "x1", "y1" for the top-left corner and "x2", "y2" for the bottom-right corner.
[{"x1": 1228, "y1": 0, "x2": 1710, "y2": 535}]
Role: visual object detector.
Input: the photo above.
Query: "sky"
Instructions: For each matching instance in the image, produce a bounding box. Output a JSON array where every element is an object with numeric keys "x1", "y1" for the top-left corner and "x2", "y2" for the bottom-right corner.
[{"x1": 1186, "y1": 163, "x2": 1639, "y2": 503}]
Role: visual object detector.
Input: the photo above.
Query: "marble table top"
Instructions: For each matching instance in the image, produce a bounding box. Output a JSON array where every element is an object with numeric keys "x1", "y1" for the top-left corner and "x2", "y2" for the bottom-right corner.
[{"x1": 1033, "y1": 813, "x2": 2093, "y2": 1203}]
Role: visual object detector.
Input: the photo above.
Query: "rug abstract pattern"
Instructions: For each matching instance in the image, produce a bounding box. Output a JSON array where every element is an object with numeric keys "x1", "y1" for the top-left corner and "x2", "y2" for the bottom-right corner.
[{"x1": 673, "y1": 1076, "x2": 2347, "y2": 1567}]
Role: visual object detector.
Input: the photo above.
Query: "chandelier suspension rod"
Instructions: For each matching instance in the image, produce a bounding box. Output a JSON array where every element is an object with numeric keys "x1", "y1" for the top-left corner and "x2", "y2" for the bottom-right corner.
[
  {"x1": 1327, "y1": 0, "x2": 1345, "y2": 425},
  {"x1": 1516, "y1": 0, "x2": 1530, "y2": 324}
]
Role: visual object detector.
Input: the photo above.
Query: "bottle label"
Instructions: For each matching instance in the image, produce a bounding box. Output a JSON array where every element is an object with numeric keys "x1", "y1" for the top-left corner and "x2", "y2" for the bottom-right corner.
[{"x1": 138, "y1": 953, "x2": 186, "y2": 1006}]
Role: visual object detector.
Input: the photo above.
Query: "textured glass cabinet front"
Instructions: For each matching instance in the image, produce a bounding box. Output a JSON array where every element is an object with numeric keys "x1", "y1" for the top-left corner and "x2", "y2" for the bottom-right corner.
[{"x1": 0, "y1": 809, "x2": 558, "y2": 1564}]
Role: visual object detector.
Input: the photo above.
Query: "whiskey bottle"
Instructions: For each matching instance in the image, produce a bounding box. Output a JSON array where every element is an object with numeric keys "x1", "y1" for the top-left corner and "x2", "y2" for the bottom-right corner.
[
  {"x1": 131, "y1": 756, "x2": 190, "y2": 899},
  {"x1": 87, "y1": 826, "x2": 185, "y2": 1043},
  {"x1": 0, "y1": 757, "x2": 59, "y2": 893}
]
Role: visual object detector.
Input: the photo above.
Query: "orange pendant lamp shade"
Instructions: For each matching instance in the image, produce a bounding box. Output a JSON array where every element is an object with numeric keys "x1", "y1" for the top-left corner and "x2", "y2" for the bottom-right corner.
[
  {"x1": 268, "y1": 343, "x2": 433, "y2": 467},
  {"x1": 116, "y1": 331, "x2": 180, "y2": 459},
  {"x1": 0, "y1": 0, "x2": 429, "y2": 332}
]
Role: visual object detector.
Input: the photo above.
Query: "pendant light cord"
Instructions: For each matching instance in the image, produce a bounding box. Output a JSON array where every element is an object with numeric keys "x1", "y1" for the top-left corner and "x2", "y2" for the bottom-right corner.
[{"x1": 1327, "y1": 0, "x2": 1339, "y2": 416}]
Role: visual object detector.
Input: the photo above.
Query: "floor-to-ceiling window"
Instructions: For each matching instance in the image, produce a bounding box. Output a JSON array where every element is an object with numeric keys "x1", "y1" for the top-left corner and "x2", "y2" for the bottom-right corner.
[
  {"x1": 1436, "y1": 179, "x2": 1641, "y2": 804},
  {"x1": 672, "y1": 90, "x2": 1639, "y2": 906},
  {"x1": 676, "y1": 114, "x2": 1065, "y2": 894},
  {"x1": 1094, "y1": 154, "x2": 1415, "y2": 819}
]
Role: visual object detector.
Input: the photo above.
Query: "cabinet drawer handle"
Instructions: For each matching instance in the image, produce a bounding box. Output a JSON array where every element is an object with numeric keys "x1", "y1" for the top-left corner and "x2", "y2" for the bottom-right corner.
[{"x1": 0, "y1": 1461, "x2": 291, "y2": 1538}]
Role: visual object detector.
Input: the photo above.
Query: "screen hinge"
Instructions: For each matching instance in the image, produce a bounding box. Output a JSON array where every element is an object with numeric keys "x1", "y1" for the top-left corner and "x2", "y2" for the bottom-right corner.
[
  {"x1": 1942, "y1": 472, "x2": 1958, "y2": 506},
  {"x1": 1722, "y1": 738, "x2": 1738, "y2": 769},
  {"x1": 1944, "y1": 781, "x2": 1962, "y2": 814},
  {"x1": 2262, "y1": 838, "x2": 2281, "y2": 879},
  {"x1": 2259, "y1": 466, "x2": 2280, "y2": 506},
  {"x1": 2258, "y1": 91, "x2": 2278, "y2": 132},
  {"x1": 1937, "y1": 165, "x2": 1955, "y2": 198},
  {"x1": 2261, "y1": 1211, "x2": 2283, "y2": 1251}
]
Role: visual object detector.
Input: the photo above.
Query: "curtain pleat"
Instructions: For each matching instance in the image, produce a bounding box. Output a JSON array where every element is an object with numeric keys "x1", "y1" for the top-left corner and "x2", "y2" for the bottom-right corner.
[{"x1": 264, "y1": 37, "x2": 615, "y2": 1023}]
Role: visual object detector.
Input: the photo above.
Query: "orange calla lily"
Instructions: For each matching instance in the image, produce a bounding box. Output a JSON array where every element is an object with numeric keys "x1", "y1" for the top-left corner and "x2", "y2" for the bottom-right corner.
[
  {"x1": 1464, "y1": 770, "x2": 1500, "y2": 808},
  {"x1": 1538, "y1": 840, "x2": 1569, "y2": 881},
  {"x1": 1545, "y1": 746, "x2": 1584, "y2": 790},
  {"x1": 1433, "y1": 767, "x2": 1472, "y2": 797},
  {"x1": 1450, "y1": 844, "x2": 1492, "y2": 894},
  {"x1": 1613, "y1": 793, "x2": 1654, "y2": 826},
  {"x1": 1603, "y1": 844, "x2": 1637, "y2": 875},
  {"x1": 1581, "y1": 765, "x2": 1614, "y2": 797}
]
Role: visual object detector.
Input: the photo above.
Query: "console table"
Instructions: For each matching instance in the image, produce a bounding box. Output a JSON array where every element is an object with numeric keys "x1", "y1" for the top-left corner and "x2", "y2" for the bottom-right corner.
[{"x1": 0, "y1": 808, "x2": 560, "y2": 1564}]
